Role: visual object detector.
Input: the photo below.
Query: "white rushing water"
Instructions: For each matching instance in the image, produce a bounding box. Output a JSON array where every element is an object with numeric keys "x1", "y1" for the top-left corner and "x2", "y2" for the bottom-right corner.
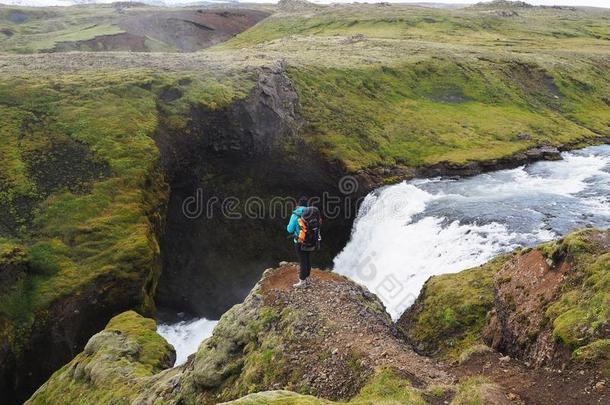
[
  {"x1": 334, "y1": 145, "x2": 610, "y2": 319},
  {"x1": 157, "y1": 317, "x2": 218, "y2": 365}
]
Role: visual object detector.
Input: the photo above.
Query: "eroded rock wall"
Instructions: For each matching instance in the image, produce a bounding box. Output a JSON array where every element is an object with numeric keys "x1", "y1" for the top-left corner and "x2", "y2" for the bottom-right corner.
[{"x1": 154, "y1": 65, "x2": 359, "y2": 318}]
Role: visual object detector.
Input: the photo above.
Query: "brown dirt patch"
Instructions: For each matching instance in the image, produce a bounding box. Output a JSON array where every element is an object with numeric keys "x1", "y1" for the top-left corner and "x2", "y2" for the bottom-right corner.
[
  {"x1": 261, "y1": 264, "x2": 342, "y2": 294},
  {"x1": 117, "y1": 9, "x2": 270, "y2": 52},
  {"x1": 52, "y1": 32, "x2": 148, "y2": 52},
  {"x1": 454, "y1": 351, "x2": 609, "y2": 405},
  {"x1": 484, "y1": 250, "x2": 572, "y2": 366}
]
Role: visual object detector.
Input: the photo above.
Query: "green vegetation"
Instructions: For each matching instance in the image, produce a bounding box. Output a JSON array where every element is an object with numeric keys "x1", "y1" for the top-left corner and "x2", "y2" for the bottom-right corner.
[
  {"x1": 192, "y1": 303, "x2": 314, "y2": 400},
  {"x1": 219, "y1": 369, "x2": 426, "y2": 405},
  {"x1": 225, "y1": 3, "x2": 610, "y2": 51},
  {"x1": 399, "y1": 256, "x2": 510, "y2": 361},
  {"x1": 573, "y1": 339, "x2": 610, "y2": 373},
  {"x1": 402, "y1": 228, "x2": 610, "y2": 369},
  {"x1": 0, "y1": 5, "x2": 125, "y2": 52},
  {"x1": 25, "y1": 311, "x2": 175, "y2": 405},
  {"x1": 1, "y1": 1, "x2": 610, "y2": 401},
  {"x1": 218, "y1": 4, "x2": 610, "y2": 171},
  {"x1": 0, "y1": 3, "x2": 271, "y2": 53},
  {"x1": 450, "y1": 376, "x2": 504, "y2": 405},
  {"x1": 540, "y1": 230, "x2": 610, "y2": 365},
  {"x1": 287, "y1": 60, "x2": 607, "y2": 170},
  {"x1": 0, "y1": 70, "x2": 255, "y2": 359}
]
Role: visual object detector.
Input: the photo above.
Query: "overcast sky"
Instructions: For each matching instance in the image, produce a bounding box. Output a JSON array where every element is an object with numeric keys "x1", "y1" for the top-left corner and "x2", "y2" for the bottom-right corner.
[{"x1": 5, "y1": 0, "x2": 610, "y2": 9}]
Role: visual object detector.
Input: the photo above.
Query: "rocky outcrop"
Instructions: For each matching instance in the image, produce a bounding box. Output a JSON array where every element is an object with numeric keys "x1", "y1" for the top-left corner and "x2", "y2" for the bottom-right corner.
[
  {"x1": 483, "y1": 249, "x2": 571, "y2": 366},
  {"x1": 26, "y1": 311, "x2": 175, "y2": 404},
  {"x1": 157, "y1": 264, "x2": 451, "y2": 403},
  {"x1": 188, "y1": 62, "x2": 303, "y2": 156},
  {"x1": 28, "y1": 265, "x2": 455, "y2": 404}
]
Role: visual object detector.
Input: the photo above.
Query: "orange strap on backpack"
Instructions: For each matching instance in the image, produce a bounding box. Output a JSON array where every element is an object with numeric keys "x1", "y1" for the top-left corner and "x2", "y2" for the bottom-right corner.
[{"x1": 297, "y1": 217, "x2": 307, "y2": 243}]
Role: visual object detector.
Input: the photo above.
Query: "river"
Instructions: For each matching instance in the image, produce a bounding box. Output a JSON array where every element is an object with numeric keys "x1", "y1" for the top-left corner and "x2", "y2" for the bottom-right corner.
[{"x1": 159, "y1": 144, "x2": 610, "y2": 364}]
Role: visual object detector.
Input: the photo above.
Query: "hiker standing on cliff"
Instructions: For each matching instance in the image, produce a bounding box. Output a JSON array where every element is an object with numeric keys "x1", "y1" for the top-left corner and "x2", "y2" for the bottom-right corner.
[{"x1": 287, "y1": 196, "x2": 322, "y2": 289}]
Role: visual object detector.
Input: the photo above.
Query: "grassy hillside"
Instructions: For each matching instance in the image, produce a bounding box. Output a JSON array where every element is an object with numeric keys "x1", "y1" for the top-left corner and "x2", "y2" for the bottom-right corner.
[
  {"x1": 226, "y1": 3, "x2": 610, "y2": 52},
  {"x1": 219, "y1": 3, "x2": 610, "y2": 170},
  {"x1": 0, "y1": 5, "x2": 122, "y2": 52},
  {"x1": 0, "y1": 68, "x2": 255, "y2": 381}
]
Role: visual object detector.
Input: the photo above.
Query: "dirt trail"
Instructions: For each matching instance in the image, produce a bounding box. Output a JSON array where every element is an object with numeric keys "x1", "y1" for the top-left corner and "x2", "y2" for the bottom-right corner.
[{"x1": 261, "y1": 264, "x2": 454, "y2": 398}]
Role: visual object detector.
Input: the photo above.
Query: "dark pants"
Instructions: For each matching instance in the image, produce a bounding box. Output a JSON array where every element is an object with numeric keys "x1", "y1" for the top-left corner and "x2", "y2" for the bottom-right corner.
[{"x1": 295, "y1": 243, "x2": 311, "y2": 280}]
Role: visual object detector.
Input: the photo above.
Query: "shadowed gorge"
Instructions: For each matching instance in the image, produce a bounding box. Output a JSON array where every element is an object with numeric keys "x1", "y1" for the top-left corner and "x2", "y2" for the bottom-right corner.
[{"x1": 153, "y1": 66, "x2": 358, "y2": 318}]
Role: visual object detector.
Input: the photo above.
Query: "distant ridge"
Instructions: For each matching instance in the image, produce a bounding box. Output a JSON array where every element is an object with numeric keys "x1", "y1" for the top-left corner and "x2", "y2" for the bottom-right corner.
[
  {"x1": 472, "y1": 0, "x2": 533, "y2": 8},
  {"x1": 277, "y1": 0, "x2": 317, "y2": 12}
]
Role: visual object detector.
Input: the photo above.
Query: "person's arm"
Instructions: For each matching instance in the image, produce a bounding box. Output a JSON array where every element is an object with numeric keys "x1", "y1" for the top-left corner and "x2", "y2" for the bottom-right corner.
[{"x1": 287, "y1": 213, "x2": 298, "y2": 234}]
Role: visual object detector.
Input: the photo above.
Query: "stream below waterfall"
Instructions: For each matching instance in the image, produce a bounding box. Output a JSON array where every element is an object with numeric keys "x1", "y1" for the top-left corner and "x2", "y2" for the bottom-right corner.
[{"x1": 158, "y1": 144, "x2": 610, "y2": 365}]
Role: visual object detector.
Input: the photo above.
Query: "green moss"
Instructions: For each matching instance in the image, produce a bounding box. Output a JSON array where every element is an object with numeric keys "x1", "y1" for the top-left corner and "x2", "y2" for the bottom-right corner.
[
  {"x1": 0, "y1": 239, "x2": 29, "y2": 266},
  {"x1": 400, "y1": 255, "x2": 510, "y2": 361},
  {"x1": 0, "y1": 5, "x2": 160, "y2": 53},
  {"x1": 29, "y1": 24, "x2": 125, "y2": 52},
  {"x1": 26, "y1": 311, "x2": 174, "y2": 405},
  {"x1": 224, "y1": 5, "x2": 610, "y2": 51},
  {"x1": 426, "y1": 384, "x2": 454, "y2": 399},
  {"x1": 105, "y1": 311, "x2": 173, "y2": 374},
  {"x1": 537, "y1": 230, "x2": 610, "y2": 355},
  {"x1": 223, "y1": 369, "x2": 426, "y2": 405},
  {"x1": 352, "y1": 369, "x2": 425, "y2": 405},
  {"x1": 573, "y1": 339, "x2": 610, "y2": 373},
  {"x1": 0, "y1": 69, "x2": 256, "y2": 365}
]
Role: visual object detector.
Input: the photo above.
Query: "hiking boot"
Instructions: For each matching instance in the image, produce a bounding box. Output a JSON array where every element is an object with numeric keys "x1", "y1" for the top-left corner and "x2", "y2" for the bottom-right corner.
[{"x1": 293, "y1": 279, "x2": 306, "y2": 289}]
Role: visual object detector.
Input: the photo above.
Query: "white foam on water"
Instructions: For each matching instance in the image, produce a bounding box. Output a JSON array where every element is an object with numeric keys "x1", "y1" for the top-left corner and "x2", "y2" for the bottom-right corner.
[
  {"x1": 157, "y1": 318, "x2": 218, "y2": 366},
  {"x1": 334, "y1": 146, "x2": 610, "y2": 320}
]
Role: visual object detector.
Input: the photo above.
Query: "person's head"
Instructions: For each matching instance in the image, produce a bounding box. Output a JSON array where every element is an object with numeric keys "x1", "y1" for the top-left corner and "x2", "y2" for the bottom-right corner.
[{"x1": 297, "y1": 196, "x2": 308, "y2": 207}]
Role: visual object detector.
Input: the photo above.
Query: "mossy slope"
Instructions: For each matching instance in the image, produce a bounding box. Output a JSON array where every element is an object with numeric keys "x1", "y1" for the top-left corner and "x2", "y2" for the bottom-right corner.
[
  {"x1": 221, "y1": 369, "x2": 427, "y2": 405},
  {"x1": 398, "y1": 256, "x2": 511, "y2": 361},
  {"x1": 25, "y1": 265, "x2": 526, "y2": 405},
  {"x1": 400, "y1": 229, "x2": 610, "y2": 372},
  {"x1": 541, "y1": 229, "x2": 610, "y2": 369},
  {"x1": 0, "y1": 69, "x2": 255, "y2": 402},
  {"x1": 287, "y1": 58, "x2": 609, "y2": 171}
]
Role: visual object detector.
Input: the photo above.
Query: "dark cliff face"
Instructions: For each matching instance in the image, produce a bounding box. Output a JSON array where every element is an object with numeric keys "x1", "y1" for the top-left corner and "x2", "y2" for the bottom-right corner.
[{"x1": 154, "y1": 65, "x2": 360, "y2": 318}]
